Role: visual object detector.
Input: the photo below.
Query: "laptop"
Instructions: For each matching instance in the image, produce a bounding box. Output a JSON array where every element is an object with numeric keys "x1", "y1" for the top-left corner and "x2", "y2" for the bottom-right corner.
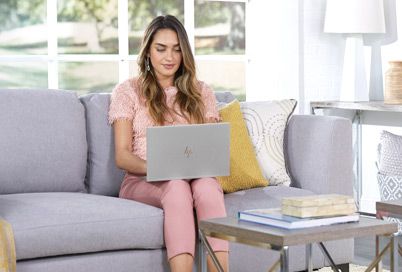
[{"x1": 146, "y1": 122, "x2": 230, "y2": 182}]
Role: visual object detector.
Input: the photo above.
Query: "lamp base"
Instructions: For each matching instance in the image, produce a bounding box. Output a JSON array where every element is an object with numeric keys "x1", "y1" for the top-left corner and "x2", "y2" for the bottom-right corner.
[
  {"x1": 340, "y1": 34, "x2": 369, "y2": 102},
  {"x1": 369, "y1": 41, "x2": 384, "y2": 101}
]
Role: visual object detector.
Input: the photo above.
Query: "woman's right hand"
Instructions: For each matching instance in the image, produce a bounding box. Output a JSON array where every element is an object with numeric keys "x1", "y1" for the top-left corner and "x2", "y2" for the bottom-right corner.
[{"x1": 113, "y1": 120, "x2": 147, "y2": 175}]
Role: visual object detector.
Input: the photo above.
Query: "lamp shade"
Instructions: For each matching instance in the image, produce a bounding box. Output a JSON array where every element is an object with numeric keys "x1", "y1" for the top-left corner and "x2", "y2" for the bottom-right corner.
[{"x1": 324, "y1": 0, "x2": 386, "y2": 33}]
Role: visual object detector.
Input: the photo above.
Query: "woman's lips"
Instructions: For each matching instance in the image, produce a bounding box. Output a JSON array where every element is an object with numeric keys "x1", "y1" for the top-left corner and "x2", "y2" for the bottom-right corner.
[{"x1": 163, "y1": 64, "x2": 175, "y2": 69}]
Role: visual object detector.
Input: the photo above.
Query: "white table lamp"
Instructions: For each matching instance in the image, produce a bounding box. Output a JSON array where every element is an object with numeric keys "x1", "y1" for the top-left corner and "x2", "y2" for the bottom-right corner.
[{"x1": 324, "y1": 0, "x2": 386, "y2": 102}]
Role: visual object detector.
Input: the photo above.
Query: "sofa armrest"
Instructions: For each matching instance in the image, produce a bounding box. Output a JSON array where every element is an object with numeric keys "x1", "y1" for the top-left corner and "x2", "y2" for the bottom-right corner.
[{"x1": 285, "y1": 114, "x2": 353, "y2": 196}]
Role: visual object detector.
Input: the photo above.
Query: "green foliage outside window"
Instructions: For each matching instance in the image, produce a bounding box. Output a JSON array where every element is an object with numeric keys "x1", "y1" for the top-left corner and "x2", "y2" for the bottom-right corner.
[{"x1": 0, "y1": 0, "x2": 46, "y2": 31}]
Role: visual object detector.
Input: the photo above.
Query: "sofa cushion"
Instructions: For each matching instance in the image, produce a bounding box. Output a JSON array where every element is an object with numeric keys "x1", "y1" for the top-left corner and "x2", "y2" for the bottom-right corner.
[
  {"x1": 217, "y1": 100, "x2": 268, "y2": 193},
  {"x1": 214, "y1": 91, "x2": 236, "y2": 104},
  {"x1": 0, "y1": 193, "x2": 164, "y2": 260},
  {"x1": 16, "y1": 249, "x2": 170, "y2": 272},
  {"x1": 285, "y1": 115, "x2": 354, "y2": 196},
  {"x1": 79, "y1": 91, "x2": 236, "y2": 197},
  {"x1": 79, "y1": 93, "x2": 125, "y2": 196},
  {"x1": 0, "y1": 89, "x2": 87, "y2": 194},
  {"x1": 241, "y1": 99, "x2": 297, "y2": 186}
]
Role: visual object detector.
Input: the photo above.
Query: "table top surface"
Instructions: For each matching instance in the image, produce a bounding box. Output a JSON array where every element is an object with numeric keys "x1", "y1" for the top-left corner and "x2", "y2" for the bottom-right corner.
[
  {"x1": 376, "y1": 199, "x2": 402, "y2": 215},
  {"x1": 199, "y1": 216, "x2": 397, "y2": 247},
  {"x1": 310, "y1": 101, "x2": 402, "y2": 112}
]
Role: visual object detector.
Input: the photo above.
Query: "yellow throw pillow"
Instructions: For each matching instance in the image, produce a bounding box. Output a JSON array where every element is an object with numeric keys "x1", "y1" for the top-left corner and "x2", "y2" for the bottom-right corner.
[{"x1": 217, "y1": 100, "x2": 268, "y2": 193}]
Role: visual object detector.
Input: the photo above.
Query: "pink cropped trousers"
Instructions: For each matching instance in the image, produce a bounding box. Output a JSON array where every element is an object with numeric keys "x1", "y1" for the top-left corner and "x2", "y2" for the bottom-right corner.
[{"x1": 119, "y1": 173, "x2": 229, "y2": 261}]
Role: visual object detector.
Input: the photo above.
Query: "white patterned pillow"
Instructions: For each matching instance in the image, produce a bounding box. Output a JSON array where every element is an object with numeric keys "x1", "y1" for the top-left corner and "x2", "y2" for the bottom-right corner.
[
  {"x1": 378, "y1": 130, "x2": 402, "y2": 176},
  {"x1": 240, "y1": 99, "x2": 297, "y2": 186}
]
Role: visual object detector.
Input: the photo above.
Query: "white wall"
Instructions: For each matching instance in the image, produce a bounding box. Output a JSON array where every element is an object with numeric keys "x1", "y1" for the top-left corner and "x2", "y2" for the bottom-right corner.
[
  {"x1": 246, "y1": 0, "x2": 300, "y2": 106},
  {"x1": 248, "y1": 0, "x2": 402, "y2": 214},
  {"x1": 303, "y1": 0, "x2": 344, "y2": 111}
]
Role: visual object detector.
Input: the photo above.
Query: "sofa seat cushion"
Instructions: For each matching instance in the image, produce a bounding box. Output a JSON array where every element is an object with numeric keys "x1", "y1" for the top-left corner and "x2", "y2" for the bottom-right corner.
[
  {"x1": 224, "y1": 186, "x2": 315, "y2": 216},
  {"x1": 0, "y1": 193, "x2": 164, "y2": 260}
]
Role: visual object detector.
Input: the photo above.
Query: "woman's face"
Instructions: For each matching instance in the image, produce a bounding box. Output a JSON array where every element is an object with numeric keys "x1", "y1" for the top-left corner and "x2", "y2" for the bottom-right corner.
[{"x1": 147, "y1": 29, "x2": 182, "y2": 87}]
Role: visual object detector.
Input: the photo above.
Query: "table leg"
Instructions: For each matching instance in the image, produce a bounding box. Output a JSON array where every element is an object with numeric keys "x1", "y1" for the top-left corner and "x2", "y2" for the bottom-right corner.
[
  {"x1": 366, "y1": 239, "x2": 391, "y2": 272},
  {"x1": 269, "y1": 258, "x2": 281, "y2": 272},
  {"x1": 311, "y1": 107, "x2": 316, "y2": 115},
  {"x1": 198, "y1": 229, "x2": 224, "y2": 272},
  {"x1": 376, "y1": 235, "x2": 383, "y2": 272},
  {"x1": 317, "y1": 242, "x2": 340, "y2": 272},
  {"x1": 390, "y1": 235, "x2": 398, "y2": 272},
  {"x1": 199, "y1": 241, "x2": 207, "y2": 272},
  {"x1": 306, "y1": 243, "x2": 313, "y2": 272},
  {"x1": 352, "y1": 110, "x2": 363, "y2": 212},
  {"x1": 280, "y1": 246, "x2": 289, "y2": 272}
]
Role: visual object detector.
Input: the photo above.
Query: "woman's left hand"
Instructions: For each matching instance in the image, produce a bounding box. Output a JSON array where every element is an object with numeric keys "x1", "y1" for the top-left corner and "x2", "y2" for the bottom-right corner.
[{"x1": 205, "y1": 117, "x2": 216, "y2": 123}]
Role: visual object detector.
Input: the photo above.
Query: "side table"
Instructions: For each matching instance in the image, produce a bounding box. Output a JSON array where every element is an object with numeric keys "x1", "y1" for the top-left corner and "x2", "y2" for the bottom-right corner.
[
  {"x1": 376, "y1": 199, "x2": 402, "y2": 272},
  {"x1": 199, "y1": 216, "x2": 398, "y2": 272}
]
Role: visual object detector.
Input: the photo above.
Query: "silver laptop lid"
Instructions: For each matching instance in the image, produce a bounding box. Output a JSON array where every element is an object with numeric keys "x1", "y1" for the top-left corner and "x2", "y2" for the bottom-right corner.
[{"x1": 146, "y1": 122, "x2": 230, "y2": 182}]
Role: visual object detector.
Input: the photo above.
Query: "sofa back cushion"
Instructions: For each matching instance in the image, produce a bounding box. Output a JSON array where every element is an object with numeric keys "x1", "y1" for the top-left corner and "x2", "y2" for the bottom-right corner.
[
  {"x1": 0, "y1": 89, "x2": 87, "y2": 194},
  {"x1": 80, "y1": 91, "x2": 235, "y2": 197},
  {"x1": 79, "y1": 93, "x2": 125, "y2": 196}
]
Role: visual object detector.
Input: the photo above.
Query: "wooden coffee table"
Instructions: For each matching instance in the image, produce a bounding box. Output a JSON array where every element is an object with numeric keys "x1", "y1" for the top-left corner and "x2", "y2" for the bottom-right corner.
[
  {"x1": 199, "y1": 216, "x2": 398, "y2": 272},
  {"x1": 376, "y1": 199, "x2": 402, "y2": 272}
]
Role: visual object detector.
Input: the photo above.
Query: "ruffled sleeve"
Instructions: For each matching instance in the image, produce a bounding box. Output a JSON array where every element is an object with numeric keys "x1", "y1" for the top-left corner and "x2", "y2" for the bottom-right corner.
[
  {"x1": 108, "y1": 79, "x2": 137, "y2": 124},
  {"x1": 198, "y1": 81, "x2": 222, "y2": 122}
]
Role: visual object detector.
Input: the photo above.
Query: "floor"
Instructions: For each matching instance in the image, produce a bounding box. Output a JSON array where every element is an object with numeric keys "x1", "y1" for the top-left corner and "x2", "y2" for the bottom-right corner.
[{"x1": 353, "y1": 235, "x2": 401, "y2": 271}]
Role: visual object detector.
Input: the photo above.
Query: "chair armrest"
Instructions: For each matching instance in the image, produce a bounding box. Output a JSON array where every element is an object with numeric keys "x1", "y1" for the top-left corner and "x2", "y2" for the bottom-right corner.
[{"x1": 285, "y1": 115, "x2": 353, "y2": 196}]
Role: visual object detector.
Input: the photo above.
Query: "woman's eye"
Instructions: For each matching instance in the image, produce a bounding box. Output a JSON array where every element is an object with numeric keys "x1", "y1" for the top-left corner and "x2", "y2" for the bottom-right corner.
[
  {"x1": 156, "y1": 49, "x2": 165, "y2": 52},
  {"x1": 175, "y1": 48, "x2": 181, "y2": 52}
]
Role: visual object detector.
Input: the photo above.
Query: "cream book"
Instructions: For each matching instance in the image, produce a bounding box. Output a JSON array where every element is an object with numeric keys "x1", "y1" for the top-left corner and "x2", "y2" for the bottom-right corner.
[
  {"x1": 282, "y1": 194, "x2": 355, "y2": 218},
  {"x1": 238, "y1": 208, "x2": 359, "y2": 230}
]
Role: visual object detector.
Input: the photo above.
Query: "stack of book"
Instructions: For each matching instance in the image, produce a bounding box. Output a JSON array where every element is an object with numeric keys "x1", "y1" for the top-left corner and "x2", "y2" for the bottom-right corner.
[{"x1": 238, "y1": 194, "x2": 359, "y2": 230}]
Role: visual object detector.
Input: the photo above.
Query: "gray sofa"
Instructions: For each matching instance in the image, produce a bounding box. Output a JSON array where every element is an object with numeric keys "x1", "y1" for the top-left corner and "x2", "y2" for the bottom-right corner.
[{"x1": 0, "y1": 88, "x2": 354, "y2": 272}]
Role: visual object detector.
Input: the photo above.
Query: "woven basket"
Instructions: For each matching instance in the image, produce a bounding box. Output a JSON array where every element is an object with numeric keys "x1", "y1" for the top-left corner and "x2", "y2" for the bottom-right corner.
[{"x1": 377, "y1": 172, "x2": 402, "y2": 235}]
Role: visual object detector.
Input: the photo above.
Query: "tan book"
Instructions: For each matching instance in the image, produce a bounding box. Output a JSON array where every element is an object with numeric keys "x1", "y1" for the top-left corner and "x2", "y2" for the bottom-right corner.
[{"x1": 281, "y1": 194, "x2": 355, "y2": 218}]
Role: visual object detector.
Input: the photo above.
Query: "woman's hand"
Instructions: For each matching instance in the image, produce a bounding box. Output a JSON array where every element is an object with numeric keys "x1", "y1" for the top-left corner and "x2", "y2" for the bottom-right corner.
[
  {"x1": 114, "y1": 120, "x2": 147, "y2": 175},
  {"x1": 205, "y1": 117, "x2": 217, "y2": 124}
]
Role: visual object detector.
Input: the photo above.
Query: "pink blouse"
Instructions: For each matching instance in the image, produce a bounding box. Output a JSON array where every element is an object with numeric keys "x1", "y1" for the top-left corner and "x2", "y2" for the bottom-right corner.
[{"x1": 108, "y1": 77, "x2": 221, "y2": 160}]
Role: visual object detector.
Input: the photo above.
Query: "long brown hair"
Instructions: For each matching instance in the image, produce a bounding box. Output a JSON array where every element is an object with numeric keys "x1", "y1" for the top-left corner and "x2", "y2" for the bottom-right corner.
[{"x1": 137, "y1": 15, "x2": 205, "y2": 126}]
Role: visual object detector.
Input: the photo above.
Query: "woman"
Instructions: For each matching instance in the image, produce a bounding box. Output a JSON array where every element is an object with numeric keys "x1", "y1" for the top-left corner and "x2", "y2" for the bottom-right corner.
[{"x1": 108, "y1": 15, "x2": 229, "y2": 272}]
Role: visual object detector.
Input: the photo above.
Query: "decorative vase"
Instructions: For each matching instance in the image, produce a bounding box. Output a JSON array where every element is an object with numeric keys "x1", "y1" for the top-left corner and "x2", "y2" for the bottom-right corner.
[{"x1": 385, "y1": 61, "x2": 402, "y2": 104}]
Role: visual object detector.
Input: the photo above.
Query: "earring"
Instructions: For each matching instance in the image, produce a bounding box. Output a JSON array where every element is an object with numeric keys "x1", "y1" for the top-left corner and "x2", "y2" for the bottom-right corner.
[{"x1": 147, "y1": 57, "x2": 150, "y2": 71}]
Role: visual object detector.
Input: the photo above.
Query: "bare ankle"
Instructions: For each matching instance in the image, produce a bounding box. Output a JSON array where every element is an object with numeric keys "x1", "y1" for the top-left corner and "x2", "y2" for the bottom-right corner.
[{"x1": 169, "y1": 253, "x2": 193, "y2": 272}]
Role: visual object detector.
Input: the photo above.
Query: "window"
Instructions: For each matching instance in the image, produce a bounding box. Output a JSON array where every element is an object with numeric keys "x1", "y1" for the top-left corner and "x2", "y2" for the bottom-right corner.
[
  {"x1": 0, "y1": 0, "x2": 247, "y2": 100},
  {"x1": 194, "y1": 0, "x2": 246, "y2": 101}
]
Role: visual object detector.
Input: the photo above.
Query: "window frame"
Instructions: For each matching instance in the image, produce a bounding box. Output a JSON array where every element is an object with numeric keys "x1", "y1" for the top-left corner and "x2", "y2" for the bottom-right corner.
[{"x1": 0, "y1": 0, "x2": 248, "y2": 96}]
